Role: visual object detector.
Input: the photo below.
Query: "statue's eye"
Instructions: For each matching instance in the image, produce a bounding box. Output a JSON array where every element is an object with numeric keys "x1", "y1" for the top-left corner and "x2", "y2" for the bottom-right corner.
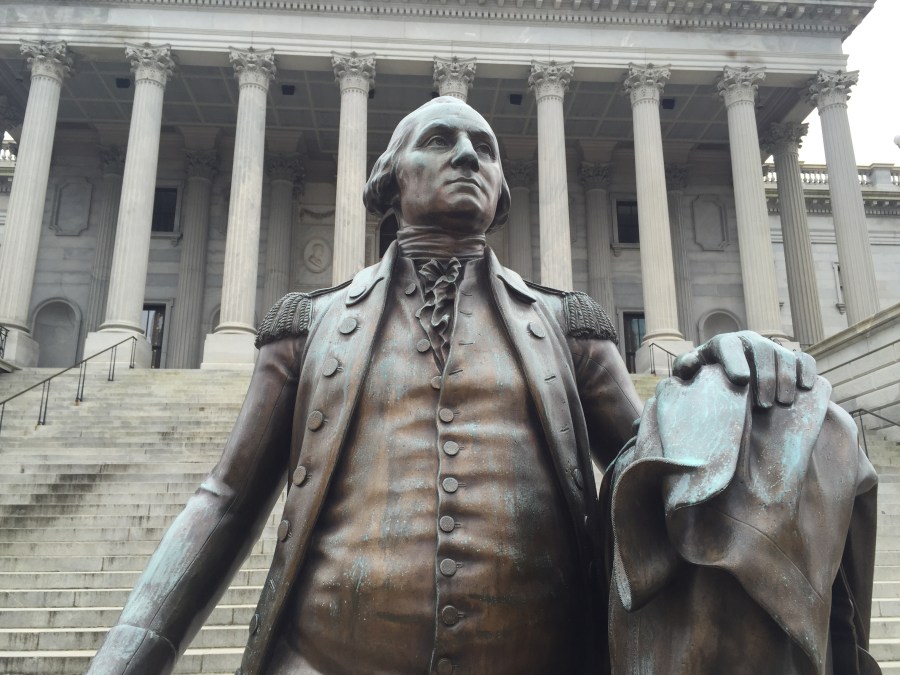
[
  {"x1": 425, "y1": 135, "x2": 449, "y2": 147},
  {"x1": 475, "y1": 142, "x2": 495, "y2": 158}
]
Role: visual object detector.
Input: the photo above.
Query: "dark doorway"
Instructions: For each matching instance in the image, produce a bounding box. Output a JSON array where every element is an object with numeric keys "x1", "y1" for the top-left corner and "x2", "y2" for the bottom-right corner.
[
  {"x1": 141, "y1": 303, "x2": 166, "y2": 369},
  {"x1": 622, "y1": 311, "x2": 645, "y2": 374}
]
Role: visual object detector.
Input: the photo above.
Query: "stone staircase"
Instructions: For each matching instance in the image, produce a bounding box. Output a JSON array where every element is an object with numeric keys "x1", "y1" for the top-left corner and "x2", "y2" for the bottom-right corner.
[{"x1": 0, "y1": 367, "x2": 896, "y2": 674}]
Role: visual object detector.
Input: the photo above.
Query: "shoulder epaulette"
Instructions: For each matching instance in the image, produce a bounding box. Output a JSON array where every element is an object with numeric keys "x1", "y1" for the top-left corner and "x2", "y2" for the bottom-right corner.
[
  {"x1": 563, "y1": 291, "x2": 618, "y2": 344},
  {"x1": 255, "y1": 292, "x2": 312, "y2": 349}
]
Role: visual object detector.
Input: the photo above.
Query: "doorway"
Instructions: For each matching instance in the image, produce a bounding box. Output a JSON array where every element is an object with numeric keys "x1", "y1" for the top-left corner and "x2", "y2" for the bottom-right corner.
[
  {"x1": 141, "y1": 303, "x2": 166, "y2": 369},
  {"x1": 622, "y1": 311, "x2": 646, "y2": 374}
]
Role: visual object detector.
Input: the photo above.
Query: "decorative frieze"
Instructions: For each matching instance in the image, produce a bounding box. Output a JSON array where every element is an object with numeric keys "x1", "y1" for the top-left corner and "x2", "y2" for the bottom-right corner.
[
  {"x1": 229, "y1": 47, "x2": 276, "y2": 90},
  {"x1": 332, "y1": 51, "x2": 376, "y2": 94},
  {"x1": 125, "y1": 43, "x2": 176, "y2": 87},
  {"x1": 433, "y1": 56, "x2": 476, "y2": 101}
]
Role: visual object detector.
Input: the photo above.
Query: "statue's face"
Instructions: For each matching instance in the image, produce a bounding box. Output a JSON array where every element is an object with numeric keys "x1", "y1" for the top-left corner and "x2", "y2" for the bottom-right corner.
[{"x1": 394, "y1": 101, "x2": 503, "y2": 235}]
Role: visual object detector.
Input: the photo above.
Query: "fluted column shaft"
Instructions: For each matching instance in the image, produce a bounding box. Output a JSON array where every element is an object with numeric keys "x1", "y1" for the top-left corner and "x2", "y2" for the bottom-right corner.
[
  {"x1": 262, "y1": 155, "x2": 301, "y2": 311},
  {"x1": 581, "y1": 163, "x2": 615, "y2": 313},
  {"x1": 624, "y1": 64, "x2": 682, "y2": 342},
  {"x1": 0, "y1": 41, "x2": 72, "y2": 344},
  {"x1": 529, "y1": 60, "x2": 574, "y2": 290},
  {"x1": 84, "y1": 146, "x2": 125, "y2": 333},
  {"x1": 505, "y1": 160, "x2": 535, "y2": 280},
  {"x1": 762, "y1": 123, "x2": 824, "y2": 346},
  {"x1": 102, "y1": 44, "x2": 175, "y2": 332},
  {"x1": 433, "y1": 56, "x2": 476, "y2": 102},
  {"x1": 169, "y1": 151, "x2": 216, "y2": 368},
  {"x1": 809, "y1": 70, "x2": 879, "y2": 324},
  {"x1": 665, "y1": 164, "x2": 696, "y2": 342},
  {"x1": 332, "y1": 52, "x2": 375, "y2": 284},
  {"x1": 718, "y1": 66, "x2": 785, "y2": 338}
]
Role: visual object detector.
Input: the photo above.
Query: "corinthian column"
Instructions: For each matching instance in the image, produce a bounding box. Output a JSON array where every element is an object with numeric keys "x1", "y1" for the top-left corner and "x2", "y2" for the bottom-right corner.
[
  {"x1": 0, "y1": 41, "x2": 73, "y2": 366},
  {"x1": 169, "y1": 151, "x2": 217, "y2": 369},
  {"x1": 623, "y1": 64, "x2": 687, "y2": 366},
  {"x1": 808, "y1": 70, "x2": 879, "y2": 324},
  {"x1": 760, "y1": 123, "x2": 824, "y2": 347},
  {"x1": 529, "y1": 60, "x2": 574, "y2": 290},
  {"x1": 84, "y1": 145, "x2": 125, "y2": 333},
  {"x1": 202, "y1": 47, "x2": 275, "y2": 369},
  {"x1": 717, "y1": 66, "x2": 786, "y2": 339},
  {"x1": 85, "y1": 43, "x2": 175, "y2": 367},
  {"x1": 665, "y1": 164, "x2": 695, "y2": 342},
  {"x1": 433, "y1": 56, "x2": 476, "y2": 101},
  {"x1": 332, "y1": 51, "x2": 375, "y2": 284},
  {"x1": 580, "y1": 163, "x2": 615, "y2": 314},
  {"x1": 262, "y1": 154, "x2": 302, "y2": 311}
]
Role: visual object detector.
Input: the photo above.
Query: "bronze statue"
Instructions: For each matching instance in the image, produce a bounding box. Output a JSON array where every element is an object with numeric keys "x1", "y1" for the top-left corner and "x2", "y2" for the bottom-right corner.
[{"x1": 88, "y1": 97, "x2": 879, "y2": 675}]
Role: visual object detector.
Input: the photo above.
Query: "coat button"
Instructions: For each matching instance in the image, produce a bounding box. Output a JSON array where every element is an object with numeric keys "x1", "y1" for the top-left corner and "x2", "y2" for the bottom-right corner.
[
  {"x1": 527, "y1": 321, "x2": 546, "y2": 339},
  {"x1": 442, "y1": 441, "x2": 460, "y2": 456},
  {"x1": 572, "y1": 468, "x2": 584, "y2": 490},
  {"x1": 338, "y1": 317, "x2": 358, "y2": 334},
  {"x1": 441, "y1": 477, "x2": 459, "y2": 493},
  {"x1": 436, "y1": 658, "x2": 454, "y2": 675},
  {"x1": 323, "y1": 357, "x2": 340, "y2": 377},
  {"x1": 404, "y1": 282, "x2": 417, "y2": 295},
  {"x1": 249, "y1": 613, "x2": 259, "y2": 635},
  {"x1": 441, "y1": 605, "x2": 460, "y2": 626},
  {"x1": 439, "y1": 558, "x2": 457, "y2": 577},
  {"x1": 439, "y1": 408, "x2": 455, "y2": 423},
  {"x1": 292, "y1": 465, "x2": 308, "y2": 486},
  {"x1": 417, "y1": 338, "x2": 431, "y2": 353},
  {"x1": 277, "y1": 520, "x2": 290, "y2": 541},
  {"x1": 431, "y1": 376, "x2": 442, "y2": 390},
  {"x1": 307, "y1": 410, "x2": 325, "y2": 431},
  {"x1": 439, "y1": 516, "x2": 456, "y2": 533}
]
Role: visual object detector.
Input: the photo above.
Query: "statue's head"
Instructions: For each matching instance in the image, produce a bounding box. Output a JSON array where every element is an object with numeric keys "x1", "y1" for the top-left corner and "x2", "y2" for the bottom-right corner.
[{"x1": 364, "y1": 96, "x2": 511, "y2": 235}]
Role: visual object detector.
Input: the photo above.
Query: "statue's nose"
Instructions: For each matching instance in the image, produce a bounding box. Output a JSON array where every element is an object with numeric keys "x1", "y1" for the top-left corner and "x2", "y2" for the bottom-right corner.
[{"x1": 450, "y1": 136, "x2": 479, "y2": 171}]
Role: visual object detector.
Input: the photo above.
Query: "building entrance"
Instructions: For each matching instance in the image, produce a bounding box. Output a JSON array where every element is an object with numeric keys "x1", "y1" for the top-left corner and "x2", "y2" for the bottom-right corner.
[
  {"x1": 141, "y1": 304, "x2": 166, "y2": 369},
  {"x1": 623, "y1": 311, "x2": 646, "y2": 374}
]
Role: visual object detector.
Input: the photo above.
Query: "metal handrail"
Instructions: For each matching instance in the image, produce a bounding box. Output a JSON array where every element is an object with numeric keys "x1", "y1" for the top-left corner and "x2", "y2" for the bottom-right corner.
[
  {"x1": 648, "y1": 342, "x2": 677, "y2": 376},
  {"x1": 0, "y1": 336, "x2": 137, "y2": 437},
  {"x1": 848, "y1": 408, "x2": 899, "y2": 458},
  {"x1": 0, "y1": 325, "x2": 7, "y2": 359}
]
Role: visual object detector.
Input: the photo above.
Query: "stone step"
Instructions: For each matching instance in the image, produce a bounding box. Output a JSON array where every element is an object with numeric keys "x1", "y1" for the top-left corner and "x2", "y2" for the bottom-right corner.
[
  {"x1": 0, "y1": 624, "x2": 247, "y2": 652},
  {"x1": 0, "y1": 604, "x2": 256, "y2": 631},
  {"x1": 0, "y1": 536, "x2": 278, "y2": 558},
  {"x1": 0, "y1": 647, "x2": 244, "y2": 675},
  {"x1": 0, "y1": 522, "x2": 280, "y2": 543},
  {"x1": 876, "y1": 582, "x2": 900, "y2": 599},
  {"x1": 871, "y1": 638, "x2": 900, "y2": 662},
  {"x1": 872, "y1": 617, "x2": 900, "y2": 640},
  {"x1": 877, "y1": 567, "x2": 900, "y2": 582},
  {"x1": 0, "y1": 552, "x2": 274, "y2": 573},
  {"x1": 0, "y1": 481, "x2": 205, "y2": 494},
  {"x1": 0, "y1": 585, "x2": 264, "y2": 609},
  {"x1": 0, "y1": 568, "x2": 269, "y2": 590},
  {"x1": 0, "y1": 512, "x2": 282, "y2": 531},
  {"x1": 0, "y1": 472, "x2": 210, "y2": 484}
]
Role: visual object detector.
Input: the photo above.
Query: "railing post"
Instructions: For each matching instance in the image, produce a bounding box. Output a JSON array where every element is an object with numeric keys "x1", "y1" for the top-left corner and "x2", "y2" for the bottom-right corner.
[
  {"x1": 130, "y1": 336, "x2": 136, "y2": 369},
  {"x1": 76, "y1": 360, "x2": 87, "y2": 403},
  {"x1": 38, "y1": 380, "x2": 50, "y2": 426},
  {"x1": 108, "y1": 346, "x2": 117, "y2": 382}
]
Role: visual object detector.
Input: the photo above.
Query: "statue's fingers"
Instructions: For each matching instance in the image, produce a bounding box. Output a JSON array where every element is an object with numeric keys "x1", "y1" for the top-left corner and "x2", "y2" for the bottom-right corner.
[
  {"x1": 775, "y1": 349, "x2": 797, "y2": 406},
  {"x1": 672, "y1": 350, "x2": 702, "y2": 380},
  {"x1": 705, "y1": 333, "x2": 750, "y2": 386},
  {"x1": 796, "y1": 352, "x2": 817, "y2": 391},
  {"x1": 741, "y1": 336, "x2": 776, "y2": 409}
]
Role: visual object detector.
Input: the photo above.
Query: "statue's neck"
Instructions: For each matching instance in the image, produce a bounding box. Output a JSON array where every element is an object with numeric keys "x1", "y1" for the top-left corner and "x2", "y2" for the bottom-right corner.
[{"x1": 396, "y1": 224, "x2": 486, "y2": 260}]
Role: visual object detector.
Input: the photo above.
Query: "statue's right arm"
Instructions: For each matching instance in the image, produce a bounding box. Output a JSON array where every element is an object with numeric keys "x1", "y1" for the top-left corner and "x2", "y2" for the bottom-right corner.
[{"x1": 87, "y1": 336, "x2": 303, "y2": 675}]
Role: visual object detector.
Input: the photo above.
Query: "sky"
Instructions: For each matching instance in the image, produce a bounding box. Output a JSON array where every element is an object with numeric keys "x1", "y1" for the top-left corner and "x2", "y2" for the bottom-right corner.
[{"x1": 797, "y1": 0, "x2": 900, "y2": 166}]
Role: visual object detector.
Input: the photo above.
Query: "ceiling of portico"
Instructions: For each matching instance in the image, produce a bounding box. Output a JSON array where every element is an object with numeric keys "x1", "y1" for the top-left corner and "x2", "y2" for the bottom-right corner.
[{"x1": 0, "y1": 54, "x2": 804, "y2": 164}]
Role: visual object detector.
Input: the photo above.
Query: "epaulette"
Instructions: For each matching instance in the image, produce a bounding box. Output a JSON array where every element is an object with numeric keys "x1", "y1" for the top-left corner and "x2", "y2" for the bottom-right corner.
[
  {"x1": 255, "y1": 292, "x2": 312, "y2": 349},
  {"x1": 563, "y1": 291, "x2": 618, "y2": 344}
]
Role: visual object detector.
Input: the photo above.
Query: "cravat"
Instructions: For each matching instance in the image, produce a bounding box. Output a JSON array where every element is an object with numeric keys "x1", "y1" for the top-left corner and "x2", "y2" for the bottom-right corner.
[{"x1": 416, "y1": 257, "x2": 462, "y2": 371}]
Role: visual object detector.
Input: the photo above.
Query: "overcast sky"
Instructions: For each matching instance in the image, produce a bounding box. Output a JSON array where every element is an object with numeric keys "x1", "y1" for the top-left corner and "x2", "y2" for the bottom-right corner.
[{"x1": 797, "y1": 0, "x2": 899, "y2": 166}]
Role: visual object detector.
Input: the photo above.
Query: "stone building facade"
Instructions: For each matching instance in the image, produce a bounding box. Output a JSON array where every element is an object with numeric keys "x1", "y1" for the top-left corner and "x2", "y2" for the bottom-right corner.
[{"x1": 0, "y1": 0, "x2": 896, "y2": 372}]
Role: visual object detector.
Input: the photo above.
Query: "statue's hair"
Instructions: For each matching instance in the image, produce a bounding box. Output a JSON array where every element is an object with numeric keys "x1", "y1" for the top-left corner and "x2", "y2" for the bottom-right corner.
[{"x1": 363, "y1": 96, "x2": 511, "y2": 233}]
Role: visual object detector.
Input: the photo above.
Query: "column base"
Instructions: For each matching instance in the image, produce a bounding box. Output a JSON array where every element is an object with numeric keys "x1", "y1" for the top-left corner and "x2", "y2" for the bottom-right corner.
[
  {"x1": 200, "y1": 331, "x2": 257, "y2": 370},
  {"x1": 83, "y1": 330, "x2": 152, "y2": 369},
  {"x1": 0, "y1": 328, "x2": 40, "y2": 368},
  {"x1": 635, "y1": 339, "x2": 695, "y2": 377}
]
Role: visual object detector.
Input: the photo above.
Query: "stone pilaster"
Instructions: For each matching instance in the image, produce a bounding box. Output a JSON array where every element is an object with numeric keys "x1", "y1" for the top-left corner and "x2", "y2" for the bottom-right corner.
[
  {"x1": 580, "y1": 163, "x2": 615, "y2": 314},
  {"x1": 760, "y1": 123, "x2": 824, "y2": 347},
  {"x1": 664, "y1": 163, "x2": 696, "y2": 343},
  {"x1": 169, "y1": 150, "x2": 217, "y2": 369},
  {"x1": 84, "y1": 145, "x2": 125, "y2": 334},
  {"x1": 528, "y1": 60, "x2": 574, "y2": 290},
  {"x1": 0, "y1": 41, "x2": 73, "y2": 366},
  {"x1": 332, "y1": 51, "x2": 375, "y2": 284},
  {"x1": 262, "y1": 154, "x2": 302, "y2": 311},
  {"x1": 623, "y1": 64, "x2": 687, "y2": 365},
  {"x1": 717, "y1": 66, "x2": 786, "y2": 338},
  {"x1": 504, "y1": 160, "x2": 536, "y2": 280},
  {"x1": 202, "y1": 46, "x2": 275, "y2": 369},
  {"x1": 808, "y1": 69, "x2": 879, "y2": 324},
  {"x1": 84, "y1": 43, "x2": 175, "y2": 367},
  {"x1": 433, "y1": 56, "x2": 476, "y2": 101}
]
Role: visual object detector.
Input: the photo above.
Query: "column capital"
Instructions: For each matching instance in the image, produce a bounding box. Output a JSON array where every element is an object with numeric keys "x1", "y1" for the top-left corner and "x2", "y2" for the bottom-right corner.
[
  {"x1": 98, "y1": 144, "x2": 126, "y2": 177},
  {"x1": 433, "y1": 56, "x2": 476, "y2": 100},
  {"x1": 266, "y1": 153, "x2": 303, "y2": 185},
  {"x1": 717, "y1": 65, "x2": 765, "y2": 107},
  {"x1": 528, "y1": 60, "x2": 574, "y2": 102},
  {"x1": 760, "y1": 122, "x2": 808, "y2": 158},
  {"x1": 807, "y1": 69, "x2": 858, "y2": 112},
  {"x1": 504, "y1": 159, "x2": 536, "y2": 189},
  {"x1": 665, "y1": 164, "x2": 689, "y2": 191},
  {"x1": 20, "y1": 40, "x2": 74, "y2": 83},
  {"x1": 125, "y1": 43, "x2": 176, "y2": 88},
  {"x1": 0, "y1": 95, "x2": 23, "y2": 131},
  {"x1": 332, "y1": 51, "x2": 376, "y2": 94},
  {"x1": 185, "y1": 149, "x2": 218, "y2": 181},
  {"x1": 623, "y1": 63, "x2": 670, "y2": 106},
  {"x1": 229, "y1": 47, "x2": 276, "y2": 91},
  {"x1": 579, "y1": 162, "x2": 611, "y2": 191}
]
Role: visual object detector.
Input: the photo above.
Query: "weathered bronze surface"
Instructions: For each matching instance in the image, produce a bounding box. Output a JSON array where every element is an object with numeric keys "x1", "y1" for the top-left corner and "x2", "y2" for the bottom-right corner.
[{"x1": 88, "y1": 98, "x2": 879, "y2": 675}]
